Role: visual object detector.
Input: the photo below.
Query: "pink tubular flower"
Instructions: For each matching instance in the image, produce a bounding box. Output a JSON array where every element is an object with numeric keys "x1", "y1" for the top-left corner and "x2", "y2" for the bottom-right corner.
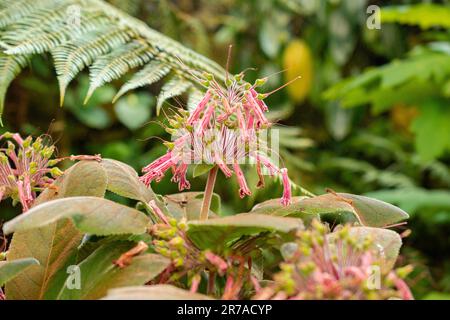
[
  {"x1": 187, "y1": 91, "x2": 211, "y2": 125},
  {"x1": 280, "y1": 168, "x2": 292, "y2": 206},
  {"x1": 233, "y1": 161, "x2": 251, "y2": 198},
  {"x1": 141, "y1": 69, "x2": 295, "y2": 204}
]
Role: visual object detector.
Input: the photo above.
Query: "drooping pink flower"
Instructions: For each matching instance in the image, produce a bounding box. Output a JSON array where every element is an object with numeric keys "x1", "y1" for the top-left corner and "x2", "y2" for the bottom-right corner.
[
  {"x1": 233, "y1": 161, "x2": 251, "y2": 198},
  {"x1": 141, "y1": 70, "x2": 295, "y2": 205},
  {"x1": 280, "y1": 168, "x2": 292, "y2": 206}
]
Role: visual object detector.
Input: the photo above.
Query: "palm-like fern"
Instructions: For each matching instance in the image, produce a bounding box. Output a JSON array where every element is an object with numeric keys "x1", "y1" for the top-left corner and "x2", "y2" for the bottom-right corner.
[{"x1": 0, "y1": 0, "x2": 226, "y2": 123}]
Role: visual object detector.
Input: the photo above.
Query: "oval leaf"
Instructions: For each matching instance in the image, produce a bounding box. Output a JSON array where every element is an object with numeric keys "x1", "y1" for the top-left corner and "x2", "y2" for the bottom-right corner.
[
  {"x1": 3, "y1": 197, "x2": 150, "y2": 236},
  {"x1": 187, "y1": 213, "x2": 304, "y2": 250}
]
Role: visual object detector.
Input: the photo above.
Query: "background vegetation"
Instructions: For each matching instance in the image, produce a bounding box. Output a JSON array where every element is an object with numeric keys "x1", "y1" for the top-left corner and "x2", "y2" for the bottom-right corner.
[{"x1": 1, "y1": 0, "x2": 449, "y2": 299}]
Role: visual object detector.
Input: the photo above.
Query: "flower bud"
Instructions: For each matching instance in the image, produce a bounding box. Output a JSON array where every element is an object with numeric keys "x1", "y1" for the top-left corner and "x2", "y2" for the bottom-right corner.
[{"x1": 50, "y1": 167, "x2": 64, "y2": 178}]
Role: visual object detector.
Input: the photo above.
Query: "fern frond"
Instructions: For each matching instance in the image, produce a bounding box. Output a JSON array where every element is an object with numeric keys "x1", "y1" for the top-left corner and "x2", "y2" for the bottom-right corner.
[
  {"x1": 85, "y1": 40, "x2": 156, "y2": 103},
  {"x1": 0, "y1": 0, "x2": 226, "y2": 124},
  {"x1": 113, "y1": 60, "x2": 171, "y2": 102},
  {"x1": 0, "y1": 0, "x2": 66, "y2": 28},
  {"x1": 2, "y1": 10, "x2": 111, "y2": 55},
  {"x1": 0, "y1": 54, "x2": 28, "y2": 124},
  {"x1": 52, "y1": 27, "x2": 136, "y2": 104},
  {"x1": 156, "y1": 76, "x2": 191, "y2": 115}
]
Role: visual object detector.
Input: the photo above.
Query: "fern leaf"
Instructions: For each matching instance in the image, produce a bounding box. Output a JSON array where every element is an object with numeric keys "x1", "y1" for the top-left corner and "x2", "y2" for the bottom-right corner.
[
  {"x1": 52, "y1": 27, "x2": 136, "y2": 105},
  {"x1": 0, "y1": 54, "x2": 28, "y2": 124},
  {"x1": 113, "y1": 60, "x2": 171, "y2": 102},
  {"x1": 0, "y1": 0, "x2": 66, "y2": 28},
  {"x1": 156, "y1": 76, "x2": 191, "y2": 115},
  {"x1": 85, "y1": 40, "x2": 156, "y2": 103},
  {"x1": 3, "y1": 10, "x2": 111, "y2": 55}
]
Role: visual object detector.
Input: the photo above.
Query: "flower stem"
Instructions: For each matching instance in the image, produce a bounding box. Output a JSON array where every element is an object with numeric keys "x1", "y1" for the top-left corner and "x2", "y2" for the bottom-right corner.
[{"x1": 200, "y1": 166, "x2": 218, "y2": 220}]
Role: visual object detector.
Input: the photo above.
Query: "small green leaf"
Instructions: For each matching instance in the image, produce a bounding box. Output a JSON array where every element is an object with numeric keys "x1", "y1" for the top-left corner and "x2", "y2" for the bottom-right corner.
[
  {"x1": 192, "y1": 164, "x2": 214, "y2": 177},
  {"x1": 187, "y1": 213, "x2": 303, "y2": 250},
  {"x1": 55, "y1": 242, "x2": 169, "y2": 300},
  {"x1": 103, "y1": 284, "x2": 212, "y2": 300},
  {"x1": 3, "y1": 197, "x2": 150, "y2": 236},
  {"x1": 0, "y1": 258, "x2": 39, "y2": 286}
]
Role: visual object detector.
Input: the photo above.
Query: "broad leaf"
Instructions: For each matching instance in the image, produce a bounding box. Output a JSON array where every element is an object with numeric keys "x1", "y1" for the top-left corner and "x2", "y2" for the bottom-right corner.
[
  {"x1": 0, "y1": 258, "x2": 39, "y2": 286},
  {"x1": 3, "y1": 197, "x2": 150, "y2": 236},
  {"x1": 337, "y1": 193, "x2": 409, "y2": 227},
  {"x1": 187, "y1": 213, "x2": 304, "y2": 250},
  {"x1": 100, "y1": 158, "x2": 156, "y2": 202},
  {"x1": 55, "y1": 241, "x2": 169, "y2": 300},
  {"x1": 165, "y1": 192, "x2": 220, "y2": 220},
  {"x1": 33, "y1": 160, "x2": 107, "y2": 206},
  {"x1": 5, "y1": 219, "x2": 83, "y2": 300},
  {"x1": 103, "y1": 285, "x2": 212, "y2": 300}
]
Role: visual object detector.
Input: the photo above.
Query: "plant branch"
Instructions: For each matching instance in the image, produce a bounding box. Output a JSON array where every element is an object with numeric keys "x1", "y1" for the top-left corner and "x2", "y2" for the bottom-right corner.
[{"x1": 200, "y1": 166, "x2": 218, "y2": 220}]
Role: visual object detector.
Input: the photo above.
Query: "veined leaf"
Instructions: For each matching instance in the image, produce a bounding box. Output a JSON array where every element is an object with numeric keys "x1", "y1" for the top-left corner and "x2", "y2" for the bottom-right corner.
[
  {"x1": 100, "y1": 158, "x2": 156, "y2": 202},
  {"x1": 0, "y1": 258, "x2": 39, "y2": 286},
  {"x1": 33, "y1": 160, "x2": 108, "y2": 206},
  {"x1": 187, "y1": 214, "x2": 304, "y2": 251},
  {"x1": 5, "y1": 219, "x2": 83, "y2": 299},
  {"x1": 103, "y1": 284, "x2": 212, "y2": 300},
  {"x1": 55, "y1": 241, "x2": 169, "y2": 300},
  {"x1": 3, "y1": 197, "x2": 150, "y2": 236}
]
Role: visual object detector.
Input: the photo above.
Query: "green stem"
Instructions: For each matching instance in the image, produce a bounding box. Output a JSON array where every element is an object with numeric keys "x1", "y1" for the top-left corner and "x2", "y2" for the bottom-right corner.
[{"x1": 200, "y1": 166, "x2": 218, "y2": 220}]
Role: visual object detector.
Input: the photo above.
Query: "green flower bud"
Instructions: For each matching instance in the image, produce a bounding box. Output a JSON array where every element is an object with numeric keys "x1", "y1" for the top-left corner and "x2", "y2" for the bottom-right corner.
[
  {"x1": 50, "y1": 167, "x2": 64, "y2": 178},
  {"x1": 254, "y1": 78, "x2": 268, "y2": 87},
  {"x1": 29, "y1": 162, "x2": 37, "y2": 175},
  {"x1": 22, "y1": 136, "x2": 32, "y2": 148}
]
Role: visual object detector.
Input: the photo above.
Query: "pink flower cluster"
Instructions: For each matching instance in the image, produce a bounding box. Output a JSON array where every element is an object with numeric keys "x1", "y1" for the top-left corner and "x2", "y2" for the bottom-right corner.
[
  {"x1": 0, "y1": 132, "x2": 100, "y2": 212},
  {"x1": 141, "y1": 72, "x2": 292, "y2": 206},
  {"x1": 253, "y1": 220, "x2": 414, "y2": 300}
]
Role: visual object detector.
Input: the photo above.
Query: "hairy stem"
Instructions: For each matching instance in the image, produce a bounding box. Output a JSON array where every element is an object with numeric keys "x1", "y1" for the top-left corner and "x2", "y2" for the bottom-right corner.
[{"x1": 200, "y1": 166, "x2": 218, "y2": 220}]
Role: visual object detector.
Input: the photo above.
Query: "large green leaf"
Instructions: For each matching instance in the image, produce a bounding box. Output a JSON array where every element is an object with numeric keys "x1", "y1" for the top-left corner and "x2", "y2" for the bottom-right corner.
[
  {"x1": 33, "y1": 160, "x2": 107, "y2": 206},
  {"x1": 100, "y1": 158, "x2": 156, "y2": 202},
  {"x1": 103, "y1": 284, "x2": 212, "y2": 300},
  {"x1": 187, "y1": 213, "x2": 304, "y2": 250},
  {"x1": 3, "y1": 197, "x2": 150, "y2": 236},
  {"x1": 165, "y1": 192, "x2": 220, "y2": 220},
  {"x1": 0, "y1": 258, "x2": 39, "y2": 286},
  {"x1": 337, "y1": 193, "x2": 409, "y2": 227},
  {"x1": 381, "y1": 4, "x2": 450, "y2": 29},
  {"x1": 5, "y1": 219, "x2": 83, "y2": 300},
  {"x1": 55, "y1": 241, "x2": 169, "y2": 300}
]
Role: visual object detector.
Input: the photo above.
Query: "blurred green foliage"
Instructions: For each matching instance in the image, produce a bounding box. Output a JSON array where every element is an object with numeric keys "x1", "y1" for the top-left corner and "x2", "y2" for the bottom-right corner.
[{"x1": 1, "y1": 0, "x2": 450, "y2": 299}]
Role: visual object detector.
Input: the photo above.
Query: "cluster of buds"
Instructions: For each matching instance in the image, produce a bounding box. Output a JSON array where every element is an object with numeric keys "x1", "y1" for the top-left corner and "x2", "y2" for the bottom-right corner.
[
  {"x1": 0, "y1": 132, "x2": 101, "y2": 212},
  {"x1": 141, "y1": 70, "x2": 296, "y2": 206},
  {"x1": 147, "y1": 201, "x2": 256, "y2": 298},
  {"x1": 253, "y1": 220, "x2": 414, "y2": 300}
]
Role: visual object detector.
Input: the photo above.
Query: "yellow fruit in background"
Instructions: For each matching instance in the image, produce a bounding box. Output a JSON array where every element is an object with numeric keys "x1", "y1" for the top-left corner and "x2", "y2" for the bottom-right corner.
[
  {"x1": 390, "y1": 104, "x2": 419, "y2": 133},
  {"x1": 282, "y1": 39, "x2": 313, "y2": 103}
]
